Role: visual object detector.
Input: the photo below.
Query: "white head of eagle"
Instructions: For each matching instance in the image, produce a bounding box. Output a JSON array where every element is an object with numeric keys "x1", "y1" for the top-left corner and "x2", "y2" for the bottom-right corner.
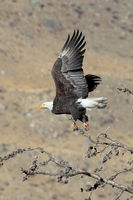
[
  {"x1": 39, "y1": 30, "x2": 107, "y2": 130},
  {"x1": 40, "y1": 102, "x2": 53, "y2": 111}
]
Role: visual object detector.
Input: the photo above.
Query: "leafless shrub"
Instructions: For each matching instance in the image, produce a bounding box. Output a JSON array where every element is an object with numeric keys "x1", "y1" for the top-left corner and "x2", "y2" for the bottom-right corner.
[{"x1": 0, "y1": 127, "x2": 133, "y2": 199}]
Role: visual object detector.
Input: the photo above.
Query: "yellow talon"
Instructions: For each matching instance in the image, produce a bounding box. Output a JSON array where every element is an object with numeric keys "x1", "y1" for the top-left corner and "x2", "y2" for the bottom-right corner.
[
  {"x1": 83, "y1": 123, "x2": 89, "y2": 131},
  {"x1": 71, "y1": 123, "x2": 78, "y2": 131}
]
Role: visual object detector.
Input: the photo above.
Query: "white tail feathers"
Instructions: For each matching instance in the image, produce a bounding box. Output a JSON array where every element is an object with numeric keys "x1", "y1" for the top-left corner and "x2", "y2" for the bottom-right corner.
[{"x1": 77, "y1": 97, "x2": 108, "y2": 110}]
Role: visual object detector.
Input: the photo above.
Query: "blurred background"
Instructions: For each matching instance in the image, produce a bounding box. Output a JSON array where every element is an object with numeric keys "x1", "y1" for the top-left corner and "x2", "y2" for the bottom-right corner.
[{"x1": 0, "y1": 0, "x2": 132, "y2": 199}]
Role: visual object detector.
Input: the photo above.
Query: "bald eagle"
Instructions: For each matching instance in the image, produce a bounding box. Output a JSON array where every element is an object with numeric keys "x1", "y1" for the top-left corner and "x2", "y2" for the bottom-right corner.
[{"x1": 39, "y1": 30, "x2": 107, "y2": 130}]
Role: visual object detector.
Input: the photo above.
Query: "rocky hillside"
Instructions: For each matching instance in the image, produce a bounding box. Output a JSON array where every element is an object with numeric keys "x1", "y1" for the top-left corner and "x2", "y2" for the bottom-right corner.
[{"x1": 0, "y1": 0, "x2": 132, "y2": 199}]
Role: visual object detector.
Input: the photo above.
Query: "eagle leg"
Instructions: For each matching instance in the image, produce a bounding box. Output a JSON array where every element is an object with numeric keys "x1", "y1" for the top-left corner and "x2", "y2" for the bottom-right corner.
[
  {"x1": 71, "y1": 122, "x2": 78, "y2": 131},
  {"x1": 82, "y1": 115, "x2": 89, "y2": 131},
  {"x1": 82, "y1": 122, "x2": 89, "y2": 131}
]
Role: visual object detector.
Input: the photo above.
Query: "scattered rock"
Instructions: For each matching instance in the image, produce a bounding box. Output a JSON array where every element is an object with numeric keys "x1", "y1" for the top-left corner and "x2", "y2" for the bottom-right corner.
[
  {"x1": 29, "y1": 122, "x2": 36, "y2": 128},
  {"x1": 128, "y1": 29, "x2": 133, "y2": 33},
  {"x1": 74, "y1": 6, "x2": 84, "y2": 17},
  {"x1": 2, "y1": 180, "x2": 9, "y2": 186},
  {"x1": 0, "y1": 71, "x2": 6, "y2": 76},
  {"x1": 119, "y1": 36, "x2": 126, "y2": 40},
  {"x1": 0, "y1": 95, "x2": 4, "y2": 100},
  {"x1": 51, "y1": 194, "x2": 58, "y2": 200},
  {"x1": 89, "y1": 3, "x2": 95, "y2": 7},
  {"x1": 25, "y1": 112, "x2": 32, "y2": 117},
  {"x1": 106, "y1": 7, "x2": 112, "y2": 12},
  {"x1": 0, "y1": 103, "x2": 7, "y2": 110},
  {"x1": 112, "y1": 15, "x2": 119, "y2": 20},
  {"x1": 44, "y1": 18, "x2": 63, "y2": 30},
  {"x1": 98, "y1": 194, "x2": 106, "y2": 198},
  {"x1": 114, "y1": 0, "x2": 119, "y2": 3},
  {"x1": 30, "y1": 0, "x2": 45, "y2": 8},
  {"x1": 0, "y1": 89, "x2": 6, "y2": 93},
  {"x1": 0, "y1": 144, "x2": 7, "y2": 153},
  {"x1": 0, "y1": 187, "x2": 4, "y2": 191},
  {"x1": 100, "y1": 115, "x2": 115, "y2": 126},
  {"x1": 47, "y1": 2, "x2": 53, "y2": 7},
  {"x1": 93, "y1": 22, "x2": 100, "y2": 27}
]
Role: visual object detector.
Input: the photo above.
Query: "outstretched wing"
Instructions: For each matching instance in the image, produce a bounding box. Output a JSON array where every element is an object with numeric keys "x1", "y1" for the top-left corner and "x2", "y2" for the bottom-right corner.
[{"x1": 52, "y1": 30, "x2": 88, "y2": 99}]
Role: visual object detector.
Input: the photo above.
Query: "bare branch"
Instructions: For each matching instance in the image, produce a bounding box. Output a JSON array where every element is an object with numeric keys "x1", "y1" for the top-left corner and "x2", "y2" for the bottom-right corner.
[
  {"x1": 114, "y1": 190, "x2": 124, "y2": 200},
  {"x1": 0, "y1": 132, "x2": 133, "y2": 198},
  {"x1": 117, "y1": 87, "x2": 133, "y2": 95},
  {"x1": 108, "y1": 168, "x2": 133, "y2": 181}
]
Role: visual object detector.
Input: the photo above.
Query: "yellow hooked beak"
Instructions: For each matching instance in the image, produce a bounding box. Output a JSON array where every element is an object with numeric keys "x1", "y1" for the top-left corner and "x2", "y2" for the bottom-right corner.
[{"x1": 38, "y1": 104, "x2": 45, "y2": 109}]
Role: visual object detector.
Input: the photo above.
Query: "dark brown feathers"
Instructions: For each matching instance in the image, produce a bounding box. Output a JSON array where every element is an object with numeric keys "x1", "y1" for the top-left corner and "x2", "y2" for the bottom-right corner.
[
  {"x1": 57, "y1": 30, "x2": 88, "y2": 98},
  {"x1": 85, "y1": 75, "x2": 101, "y2": 92},
  {"x1": 60, "y1": 30, "x2": 86, "y2": 72},
  {"x1": 52, "y1": 30, "x2": 101, "y2": 106}
]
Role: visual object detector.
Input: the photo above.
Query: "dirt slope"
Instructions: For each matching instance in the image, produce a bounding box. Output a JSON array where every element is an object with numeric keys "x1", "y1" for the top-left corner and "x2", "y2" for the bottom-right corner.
[{"x1": 0, "y1": 0, "x2": 132, "y2": 199}]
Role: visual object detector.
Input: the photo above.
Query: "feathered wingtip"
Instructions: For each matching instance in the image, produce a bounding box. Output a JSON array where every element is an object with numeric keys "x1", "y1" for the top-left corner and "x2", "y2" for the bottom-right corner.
[
  {"x1": 85, "y1": 74, "x2": 102, "y2": 92},
  {"x1": 60, "y1": 30, "x2": 86, "y2": 54},
  {"x1": 58, "y1": 30, "x2": 87, "y2": 72}
]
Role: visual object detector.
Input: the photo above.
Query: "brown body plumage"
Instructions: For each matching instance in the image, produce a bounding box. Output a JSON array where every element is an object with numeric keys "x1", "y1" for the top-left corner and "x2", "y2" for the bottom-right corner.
[{"x1": 51, "y1": 30, "x2": 101, "y2": 122}]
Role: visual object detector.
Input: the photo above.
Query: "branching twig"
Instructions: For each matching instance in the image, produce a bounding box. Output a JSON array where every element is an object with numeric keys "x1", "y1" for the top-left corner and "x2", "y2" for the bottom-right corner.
[
  {"x1": 117, "y1": 87, "x2": 133, "y2": 95},
  {"x1": 21, "y1": 168, "x2": 133, "y2": 194},
  {"x1": 108, "y1": 168, "x2": 133, "y2": 181},
  {"x1": 114, "y1": 190, "x2": 124, "y2": 200},
  {"x1": 0, "y1": 132, "x2": 133, "y2": 199}
]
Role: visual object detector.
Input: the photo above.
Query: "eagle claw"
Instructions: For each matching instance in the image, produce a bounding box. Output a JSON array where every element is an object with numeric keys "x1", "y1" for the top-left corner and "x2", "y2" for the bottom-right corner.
[
  {"x1": 83, "y1": 123, "x2": 89, "y2": 131},
  {"x1": 71, "y1": 123, "x2": 78, "y2": 131}
]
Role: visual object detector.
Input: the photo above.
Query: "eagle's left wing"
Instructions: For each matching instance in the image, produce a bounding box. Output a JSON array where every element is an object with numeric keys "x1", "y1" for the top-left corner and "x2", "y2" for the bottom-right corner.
[{"x1": 58, "y1": 30, "x2": 88, "y2": 98}]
